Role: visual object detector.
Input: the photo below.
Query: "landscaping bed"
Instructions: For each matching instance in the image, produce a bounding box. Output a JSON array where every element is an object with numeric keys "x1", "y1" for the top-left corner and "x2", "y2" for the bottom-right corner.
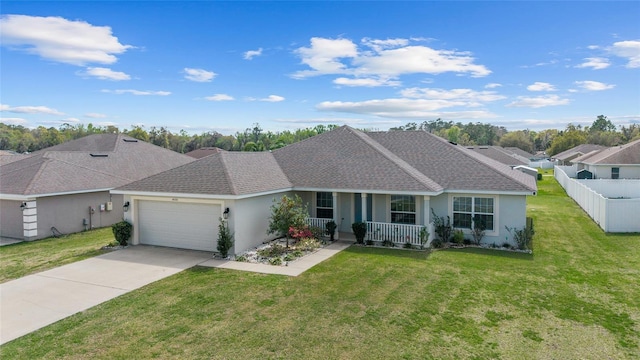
[{"x1": 233, "y1": 237, "x2": 331, "y2": 266}]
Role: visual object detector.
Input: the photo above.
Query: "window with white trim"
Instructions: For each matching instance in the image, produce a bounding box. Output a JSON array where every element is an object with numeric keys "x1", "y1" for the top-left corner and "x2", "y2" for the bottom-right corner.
[
  {"x1": 391, "y1": 195, "x2": 416, "y2": 224},
  {"x1": 453, "y1": 196, "x2": 494, "y2": 231},
  {"x1": 316, "y1": 192, "x2": 333, "y2": 219},
  {"x1": 612, "y1": 167, "x2": 620, "y2": 179}
]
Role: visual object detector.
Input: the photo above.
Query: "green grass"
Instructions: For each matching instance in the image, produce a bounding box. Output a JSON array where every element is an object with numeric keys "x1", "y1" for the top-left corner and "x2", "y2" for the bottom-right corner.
[
  {"x1": 2, "y1": 177, "x2": 639, "y2": 359},
  {"x1": 0, "y1": 227, "x2": 115, "y2": 283}
]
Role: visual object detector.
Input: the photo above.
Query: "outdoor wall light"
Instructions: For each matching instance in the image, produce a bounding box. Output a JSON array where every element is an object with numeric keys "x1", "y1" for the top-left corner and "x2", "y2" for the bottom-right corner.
[
  {"x1": 123, "y1": 201, "x2": 130, "y2": 212},
  {"x1": 223, "y1": 207, "x2": 230, "y2": 219},
  {"x1": 20, "y1": 202, "x2": 27, "y2": 211}
]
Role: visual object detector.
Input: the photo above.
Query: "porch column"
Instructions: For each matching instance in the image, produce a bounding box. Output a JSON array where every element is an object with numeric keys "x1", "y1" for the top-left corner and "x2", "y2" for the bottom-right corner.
[
  {"x1": 332, "y1": 192, "x2": 339, "y2": 240},
  {"x1": 361, "y1": 193, "x2": 368, "y2": 224},
  {"x1": 422, "y1": 195, "x2": 430, "y2": 226}
]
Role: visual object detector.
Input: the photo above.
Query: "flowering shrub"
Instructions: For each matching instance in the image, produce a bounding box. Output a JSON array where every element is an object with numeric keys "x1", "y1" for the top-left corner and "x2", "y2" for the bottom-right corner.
[{"x1": 289, "y1": 226, "x2": 313, "y2": 240}]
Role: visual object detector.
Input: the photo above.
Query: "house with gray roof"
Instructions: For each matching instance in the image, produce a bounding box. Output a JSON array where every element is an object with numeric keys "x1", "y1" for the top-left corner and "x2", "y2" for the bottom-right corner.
[
  {"x1": 113, "y1": 126, "x2": 537, "y2": 255},
  {"x1": 0, "y1": 134, "x2": 194, "y2": 241},
  {"x1": 552, "y1": 144, "x2": 606, "y2": 165},
  {"x1": 573, "y1": 139, "x2": 640, "y2": 179},
  {"x1": 465, "y1": 146, "x2": 529, "y2": 167}
]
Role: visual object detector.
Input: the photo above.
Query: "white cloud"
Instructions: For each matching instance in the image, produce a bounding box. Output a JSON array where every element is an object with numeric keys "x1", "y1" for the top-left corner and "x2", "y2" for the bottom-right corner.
[
  {"x1": 0, "y1": 14, "x2": 132, "y2": 66},
  {"x1": 183, "y1": 68, "x2": 216, "y2": 82},
  {"x1": 101, "y1": 89, "x2": 171, "y2": 96},
  {"x1": 485, "y1": 83, "x2": 502, "y2": 89},
  {"x1": 317, "y1": 98, "x2": 497, "y2": 119},
  {"x1": 291, "y1": 37, "x2": 490, "y2": 84},
  {"x1": 85, "y1": 112, "x2": 108, "y2": 118},
  {"x1": 260, "y1": 95, "x2": 285, "y2": 102},
  {"x1": 0, "y1": 104, "x2": 64, "y2": 115},
  {"x1": 400, "y1": 87, "x2": 505, "y2": 104},
  {"x1": 205, "y1": 94, "x2": 235, "y2": 101},
  {"x1": 79, "y1": 67, "x2": 130, "y2": 80},
  {"x1": 587, "y1": 45, "x2": 600, "y2": 50},
  {"x1": 506, "y1": 95, "x2": 570, "y2": 108},
  {"x1": 62, "y1": 117, "x2": 81, "y2": 123},
  {"x1": 575, "y1": 80, "x2": 615, "y2": 91},
  {"x1": 244, "y1": 48, "x2": 263, "y2": 60},
  {"x1": 333, "y1": 77, "x2": 401, "y2": 87},
  {"x1": 575, "y1": 57, "x2": 610, "y2": 70},
  {"x1": 610, "y1": 40, "x2": 640, "y2": 68},
  {"x1": 0, "y1": 117, "x2": 27, "y2": 125},
  {"x1": 527, "y1": 82, "x2": 556, "y2": 91}
]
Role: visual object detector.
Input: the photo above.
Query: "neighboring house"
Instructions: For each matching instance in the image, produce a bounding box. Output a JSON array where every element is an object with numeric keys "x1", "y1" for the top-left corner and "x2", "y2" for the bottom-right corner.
[
  {"x1": 465, "y1": 146, "x2": 529, "y2": 167},
  {"x1": 185, "y1": 147, "x2": 221, "y2": 159},
  {"x1": 552, "y1": 144, "x2": 606, "y2": 165},
  {"x1": 0, "y1": 134, "x2": 194, "y2": 240},
  {"x1": 573, "y1": 139, "x2": 640, "y2": 179},
  {"x1": 504, "y1": 147, "x2": 536, "y2": 160},
  {"x1": 113, "y1": 126, "x2": 537, "y2": 255}
]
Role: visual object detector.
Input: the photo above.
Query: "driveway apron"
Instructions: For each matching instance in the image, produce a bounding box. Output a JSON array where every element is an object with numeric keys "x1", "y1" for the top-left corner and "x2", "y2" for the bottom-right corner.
[{"x1": 0, "y1": 246, "x2": 211, "y2": 345}]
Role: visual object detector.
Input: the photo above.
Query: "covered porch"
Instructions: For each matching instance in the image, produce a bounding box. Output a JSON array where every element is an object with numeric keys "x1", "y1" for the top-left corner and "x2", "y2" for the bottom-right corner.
[{"x1": 303, "y1": 190, "x2": 435, "y2": 247}]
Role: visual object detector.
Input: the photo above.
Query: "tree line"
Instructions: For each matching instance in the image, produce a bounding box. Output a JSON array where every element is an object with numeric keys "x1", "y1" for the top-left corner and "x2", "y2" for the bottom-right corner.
[{"x1": 1, "y1": 116, "x2": 638, "y2": 157}]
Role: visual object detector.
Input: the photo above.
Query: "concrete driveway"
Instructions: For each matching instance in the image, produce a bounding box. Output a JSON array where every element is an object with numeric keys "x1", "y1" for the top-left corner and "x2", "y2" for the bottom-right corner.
[{"x1": 0, "y1": 246, "x2": 211, "y2": 345}]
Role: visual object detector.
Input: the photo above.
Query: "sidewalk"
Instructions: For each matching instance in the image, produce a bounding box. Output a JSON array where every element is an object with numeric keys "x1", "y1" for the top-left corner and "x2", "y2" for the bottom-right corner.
[{"x1": 199, "y1": 240, "x2": 352, "y2": 276}]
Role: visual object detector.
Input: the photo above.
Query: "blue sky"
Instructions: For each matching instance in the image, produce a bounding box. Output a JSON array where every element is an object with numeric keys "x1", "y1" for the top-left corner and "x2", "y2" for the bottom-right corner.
[{"x1": 1, "y1": 1, "x2": 639, "y2": 135}]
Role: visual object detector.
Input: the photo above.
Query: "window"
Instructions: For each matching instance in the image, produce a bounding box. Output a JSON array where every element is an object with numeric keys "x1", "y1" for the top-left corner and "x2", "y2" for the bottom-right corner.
[
  {"x1": 316, "y1": 192, "x2": 333, "y2": 218},
  {"x1": 391, "y1": 195, "x2": 416, "y2": 224},
  {"x1": 453, "y1": 196, "x2": 494, "y2": 231},
  {"x1": 612, "y1": 167, "x2": 620, "y2": 179}
]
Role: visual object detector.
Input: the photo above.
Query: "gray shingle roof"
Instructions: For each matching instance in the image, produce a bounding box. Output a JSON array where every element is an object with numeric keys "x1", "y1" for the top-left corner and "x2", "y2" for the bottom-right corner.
[
  {"x1": 552, "y1": 144, "x2": 606, "y2": 161},
  {"x1": 114, "y1": 126, "x2": 536, "y2": 197},
  {"x1": 465, "y1": 146, "x2": 528, "y2": 167},
  {"x1": 117, "y1": 151, "x2": 291, "y2": 195},
  {"x1": 575, "y1": 139, "x2": 640, "y2": 165},
  {"x1": 0, "y1": 134, "x2": 194, "y2": 196},
  {"x1": 185, "y1": 147, "x2": 221, "y2": 159}
]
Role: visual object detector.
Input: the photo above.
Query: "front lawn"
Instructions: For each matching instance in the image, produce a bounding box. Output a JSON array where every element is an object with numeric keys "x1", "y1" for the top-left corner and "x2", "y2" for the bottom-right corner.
[
  {"x1": 2, "y1": 177, "x2": 639, "y2": 359},
  {"x1": 0, "y1": 227, "x2": 115, "y2": 283}
]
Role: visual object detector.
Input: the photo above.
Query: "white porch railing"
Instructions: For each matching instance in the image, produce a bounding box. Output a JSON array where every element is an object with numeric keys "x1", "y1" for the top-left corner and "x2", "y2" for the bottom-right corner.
[
  {"x1": 307, "y1": 217, "x2": 333, "y2": 237},
  {"x1": 366, "y1": 221, "x2": 429, "y2": 247}
]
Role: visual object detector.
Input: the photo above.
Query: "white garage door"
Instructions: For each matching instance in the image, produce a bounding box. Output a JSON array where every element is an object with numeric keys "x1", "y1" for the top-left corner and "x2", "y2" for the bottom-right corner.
[{"x1": 138, "y1": 200, "x2": 220, "y2": 252}]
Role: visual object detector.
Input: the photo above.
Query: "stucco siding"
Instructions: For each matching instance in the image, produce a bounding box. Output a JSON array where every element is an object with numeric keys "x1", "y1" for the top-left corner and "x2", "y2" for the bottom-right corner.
[
  {"x1": 36, "y1": 192, "x2": 124, "y2": 239},
  {"x1": 491, "y1": 195, "x2": 527, "y2": 246},
  {"x1": 0, "y1": 199, "x2": 24, "y2": 239},
  {"x1": 233, "y1": 192, "x2": 290, "y2": 255}
]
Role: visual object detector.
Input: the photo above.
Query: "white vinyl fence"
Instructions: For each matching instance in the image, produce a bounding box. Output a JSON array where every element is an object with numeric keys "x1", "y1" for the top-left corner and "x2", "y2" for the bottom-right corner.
[{"x1": 555, "y1": 166, "x2": 640, "y2": 232}]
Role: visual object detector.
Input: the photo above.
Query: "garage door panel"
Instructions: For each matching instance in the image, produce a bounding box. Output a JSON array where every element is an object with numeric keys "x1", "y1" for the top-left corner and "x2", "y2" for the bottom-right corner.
[{"x1": 138, "y1": 201, "x2": 219, "y2": 252}]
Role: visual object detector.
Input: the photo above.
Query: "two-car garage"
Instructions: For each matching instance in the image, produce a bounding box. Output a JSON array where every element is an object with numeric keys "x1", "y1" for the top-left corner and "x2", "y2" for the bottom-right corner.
[{"x1": 137, "y1": 200, "x2": 221, "y2": 252}]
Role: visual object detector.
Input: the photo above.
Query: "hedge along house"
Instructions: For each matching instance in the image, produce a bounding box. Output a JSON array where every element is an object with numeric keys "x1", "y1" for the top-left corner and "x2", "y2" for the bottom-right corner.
[
  {"x1": 0, "y1": 134, "x2": 194, "y2": 241},
  {"x1": 112, "y1": 126, "x2": 537, "y2": 255}
]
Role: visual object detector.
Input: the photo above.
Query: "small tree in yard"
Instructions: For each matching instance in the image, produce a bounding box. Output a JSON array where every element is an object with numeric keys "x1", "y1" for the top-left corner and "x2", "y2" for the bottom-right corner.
[
  {"x1": 217, "y1": 218, "x2": 234, "y2": 258},
  {"x1": 268, "y1": 195, "x2": 309, "y2": 248},
  {"x1": 431, "y1": 209, "x2": 452, "y2": 248}
]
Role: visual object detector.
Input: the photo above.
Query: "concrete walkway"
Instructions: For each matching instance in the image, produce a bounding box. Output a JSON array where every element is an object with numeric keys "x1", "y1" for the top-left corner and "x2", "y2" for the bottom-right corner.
[
  {"x1": 200, "y1": 240, "x2": 352, "y2": 276},
  {"x1": 0, "y1": 241, "x2": 352, "y2": 344}
]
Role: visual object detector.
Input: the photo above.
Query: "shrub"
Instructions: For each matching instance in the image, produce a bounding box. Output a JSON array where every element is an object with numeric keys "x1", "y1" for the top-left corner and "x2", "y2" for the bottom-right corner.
[
  {"x1": 235, "y1": 255, "x2": 247, "y2": 262},
  {"x1": 295, "y1": 237, "x2": 321, "y2": 252},
  {"x1": 505, "y1": 217, "x2": 535, "y2": 251},
  {"x1": 403, "y1": 242, "x2": 413, "y2": 249},
  {"x1": 325, "y1": 220, "x2": 337, "y2": 241},
  {"x1": 381, "y1": 238, "x2": 395, "y2": 247},
  {"x1": 431, "y1": 209, "x2": 452, "y2": 244},
  {"x1": 352, "y1": 222, "x2": 367, "y2": 244},
  {"x1": 453, "y1": 229, "x2": 465, "y2": 244},
  {"x1": 283, "y1": 253, "x2": 296, "y2": 262},
  {"x1": 217, "y1": 218, "x2": 234, "y2": 258},
  {"x1": 111, "y1": 220, "x2": 132, "y2": 246},
  {"x1": 269, "y1": 257, "x2": 283, "y2": 266},
  {"x1": 257, "y1": 243, "x2": 286, "y2": 258},
  {"x1": 365, "y1": 239, "x2": 374, "y2": 246},
  {"x1": 471, "y1": 215, "x2": 486, "y2": 245},
  {"x1": 419, "y1": 226, "x2": 430, "y2": 249}
]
